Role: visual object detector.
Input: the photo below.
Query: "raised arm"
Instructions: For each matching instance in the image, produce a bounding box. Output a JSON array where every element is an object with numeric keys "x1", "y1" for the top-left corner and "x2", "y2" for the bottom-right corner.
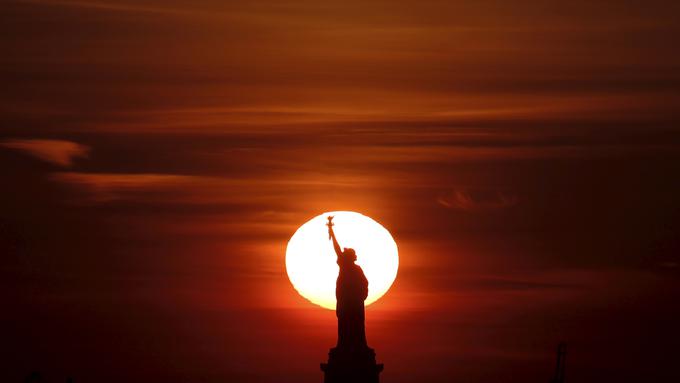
[{"x1": 328, "y1": 224, "x2": 343, "y2": 258}]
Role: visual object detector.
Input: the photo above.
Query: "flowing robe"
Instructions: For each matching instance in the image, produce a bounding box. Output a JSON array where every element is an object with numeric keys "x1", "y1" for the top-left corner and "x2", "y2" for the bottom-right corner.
[{"x1": 336, "y1": 258, "x2": 369, "y2": 349}]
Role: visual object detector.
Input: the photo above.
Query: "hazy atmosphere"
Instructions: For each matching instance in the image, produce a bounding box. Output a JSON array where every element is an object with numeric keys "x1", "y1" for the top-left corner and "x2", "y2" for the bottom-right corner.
[{"x1": 2, "y1": 1, "x2": 680, "y2": 382}]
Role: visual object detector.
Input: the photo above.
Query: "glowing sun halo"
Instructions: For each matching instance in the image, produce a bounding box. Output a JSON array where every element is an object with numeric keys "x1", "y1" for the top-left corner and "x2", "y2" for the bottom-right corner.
[{"x1": 286, "y1": 211, "x2": 399, "y2": 310}]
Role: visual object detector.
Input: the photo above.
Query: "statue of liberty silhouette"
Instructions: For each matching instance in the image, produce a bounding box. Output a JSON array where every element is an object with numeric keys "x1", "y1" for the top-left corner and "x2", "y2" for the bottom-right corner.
[
  {"x1": 327, "y1": 215, "x2": 369, "y2": 349},
  {"x1": 321, "y1": 216, "x2": 383, "y2": 383}
]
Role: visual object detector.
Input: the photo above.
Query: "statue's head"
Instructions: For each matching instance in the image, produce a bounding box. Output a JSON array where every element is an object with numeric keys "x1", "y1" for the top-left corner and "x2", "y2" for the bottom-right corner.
[{"x1": 343, "y1": 247, "x2": 357, "y2": 262}]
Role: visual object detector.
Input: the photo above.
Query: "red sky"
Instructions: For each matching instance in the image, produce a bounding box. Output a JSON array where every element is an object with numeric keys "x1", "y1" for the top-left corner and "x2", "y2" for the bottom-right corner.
[{"x1": 2, "y1": 1, "x2": 680, "y2": 382}]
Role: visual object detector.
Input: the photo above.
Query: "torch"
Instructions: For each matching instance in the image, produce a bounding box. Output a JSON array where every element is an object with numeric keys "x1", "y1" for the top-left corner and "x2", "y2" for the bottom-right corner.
[{"x1": 326, "y1": 215, "x2": 334, "y2": 240}]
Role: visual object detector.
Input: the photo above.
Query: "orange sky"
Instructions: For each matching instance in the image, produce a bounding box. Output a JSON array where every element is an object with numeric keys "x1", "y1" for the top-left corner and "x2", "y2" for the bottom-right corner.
[{"x1": 2, "y1": 1, "x2": 680, "y2": 382}]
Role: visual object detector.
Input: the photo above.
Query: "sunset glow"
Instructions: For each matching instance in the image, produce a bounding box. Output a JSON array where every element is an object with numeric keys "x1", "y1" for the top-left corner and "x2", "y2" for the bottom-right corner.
[
  {"x1": 286, "y1": 211, "x2": 399, "y2": 310},
  {"x1": 3, "y1": 1, "x2": 680, "y2": 381}
]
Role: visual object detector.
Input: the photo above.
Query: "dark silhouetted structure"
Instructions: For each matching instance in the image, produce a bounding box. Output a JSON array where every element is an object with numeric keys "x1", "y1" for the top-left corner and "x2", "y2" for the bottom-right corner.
[
  {"x1": 321, "y1": 216, "x2": 383, "y2": 383},
  {"x1": 550, "y1": 342, "x2": 567, "y2": 383},
  {"x1": 24, "y1": 372, "x2": 42, "y2": 383}
]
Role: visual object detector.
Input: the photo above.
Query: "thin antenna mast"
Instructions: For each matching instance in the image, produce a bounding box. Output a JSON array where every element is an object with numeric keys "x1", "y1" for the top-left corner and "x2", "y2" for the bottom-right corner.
[{"x1": 550, "y1": 342, "x2": 567, "y2": 383}]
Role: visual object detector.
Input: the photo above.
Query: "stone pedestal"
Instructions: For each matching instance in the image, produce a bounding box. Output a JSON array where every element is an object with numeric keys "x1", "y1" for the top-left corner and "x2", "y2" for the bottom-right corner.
[{"x1": 320, "y1": 346, "x2": 383, "y2": 383}]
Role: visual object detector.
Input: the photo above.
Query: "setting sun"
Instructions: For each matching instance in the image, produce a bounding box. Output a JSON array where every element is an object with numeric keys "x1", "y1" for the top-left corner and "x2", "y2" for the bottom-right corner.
[{"x1": 286, "y1": 211, "x2": 399, "y2": 310}]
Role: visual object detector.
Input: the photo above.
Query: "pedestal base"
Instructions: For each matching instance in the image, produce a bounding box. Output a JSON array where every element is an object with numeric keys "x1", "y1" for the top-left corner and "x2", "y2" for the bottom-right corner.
[{"x1": 320, "y1": 346, "x2": 383, "y2": 383}]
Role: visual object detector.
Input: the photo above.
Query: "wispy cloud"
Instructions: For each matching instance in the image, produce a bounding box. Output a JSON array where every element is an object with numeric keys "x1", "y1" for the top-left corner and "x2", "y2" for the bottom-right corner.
[
  {"x1": 437, "y1": 189, "x2": 518, "y2": 211},
  {"x1": 0, "y1": 139, "x2": 89, "y2": 167},
  {"x1": 49, "y1": 172, "x2": 197, "y2": 202},
  {"x1": 48, "y1": 171, "x2": 382, "y2": 205},
  {"x1": 16, "y1": 0, "x2": 193, "y2": 15}
]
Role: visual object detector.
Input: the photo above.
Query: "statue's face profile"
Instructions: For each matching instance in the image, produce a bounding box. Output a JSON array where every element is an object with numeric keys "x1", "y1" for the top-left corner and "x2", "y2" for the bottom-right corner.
[{"x1": 343, "y1": 248, "x2": 357, "y2": 262}]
